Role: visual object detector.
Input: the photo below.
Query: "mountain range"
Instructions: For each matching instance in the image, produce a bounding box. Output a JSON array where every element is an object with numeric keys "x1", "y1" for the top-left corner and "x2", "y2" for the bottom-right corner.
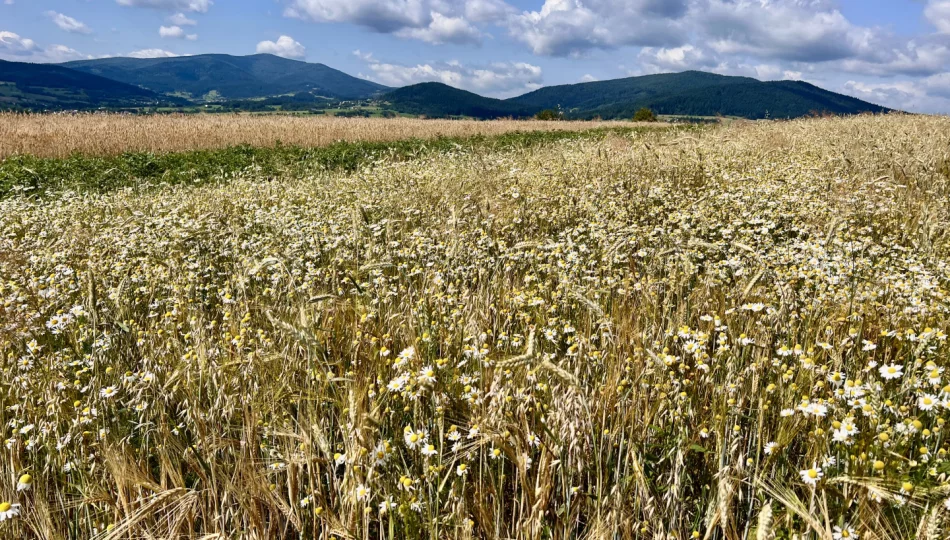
[
  {"x1": 0, "y1": 53, "x2": 890, "y2": 119},
  {"x1": 60, "y1": 53, "x2": 388, "y2": 101}
]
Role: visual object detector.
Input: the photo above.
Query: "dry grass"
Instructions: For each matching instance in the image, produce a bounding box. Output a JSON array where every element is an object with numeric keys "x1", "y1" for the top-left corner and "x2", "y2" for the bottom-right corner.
[
  {"x1": 0, "y1": 113, "x2": 643, "y2": 158},
  {"x1": 1, "y1": 113, "x2": 949, "y2": 539}
]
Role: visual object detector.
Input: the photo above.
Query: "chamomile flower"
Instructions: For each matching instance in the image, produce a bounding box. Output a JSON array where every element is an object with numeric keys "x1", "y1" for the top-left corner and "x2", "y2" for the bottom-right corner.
[
  {"x1": 16, "y1": 474, "x2": 32, "y2": 492},
  {"x1": 800, "y1": 464, "x2": 823, "y2": 486},
  {"x1": 0, "y1": 502, "x2": 19, "y2": 521},
  {"x1": 879, "y1": 364, "x2": 903, "y2": 380},
  {"x1": 832, "y1": 525, "x2": 858, "y2": 539},
  {"x1": 417, "y1": 365, "x2": 436, "y2": 385}
]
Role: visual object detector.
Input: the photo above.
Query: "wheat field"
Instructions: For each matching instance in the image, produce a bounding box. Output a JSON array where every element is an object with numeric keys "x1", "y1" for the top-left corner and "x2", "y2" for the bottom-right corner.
[
  {"x1": 1, "y1": 114, "x2": 949, "y2": 539},
  {"x1": 0, "y1": 113, "x2": 641, "y2": 158}
]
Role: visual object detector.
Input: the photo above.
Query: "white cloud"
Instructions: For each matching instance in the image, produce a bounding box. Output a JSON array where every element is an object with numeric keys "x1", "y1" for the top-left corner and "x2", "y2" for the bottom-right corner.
[
  {"x1": 638, "y1": 44, "x2": 711, "y2": 72},
  {"x1": 45, "y1": 11, "x2": 92, "y2": 34},
  {"x1": 0, "y1": 30, "x2": 37, "y2": 56},
  {"x1": 116, "y1": 0, "x2": 211, "y2": 13},
  {"x1": 0, "y1": 31, "x2": 91, "y2": 62},
  {"x1": 127, "y1": 48, "x2": 180, "y2": 58},
  {"x1": 926, "y1": 0, "x2": 950, "y2": 34},
  {"x1": 395, "y1": 13, "x2": 482, "y2": 45},
  {"x1": 160, "y1": 25, "x2": 197, "y2": 40},
  {"x1": 837, "y1": 42, "x2": 950, "y2": 77},
  {"x1": 256, "y1": 36, "x2": 306, "y2": 59},
  {"x1": 580, "y1": 74, "x2": 598, "y2": 82},
  {"x1": 285, "y1": 0, "x2": 430, "y2": 32},
  {"x1": 357, "y1": 54, "x2": 543, "y2": 97},
  {"x1": 839, "y1": 75, "x2": 950, "y2": 113},
  {"x1": 43, "y1": 45, "x2": 88, "y2": 62},
  {"x1": 464, "y1": 0, "x2": 516, "y2": 22},
  {"x1": 841, "y1": 80, "x2": 925, "y2": 111},
  {"x1": 168, "y1": 12, "x2": 198, "y2": 26},
  {"x1": 701, "y1": 0, "x2": 875, "y2": 63},
  {"x1": 507, "y1": 0, "x2": 689, "y2": 57},
  {"x1": 285, "y1": 0, "x2": 508, "y2": 45}
]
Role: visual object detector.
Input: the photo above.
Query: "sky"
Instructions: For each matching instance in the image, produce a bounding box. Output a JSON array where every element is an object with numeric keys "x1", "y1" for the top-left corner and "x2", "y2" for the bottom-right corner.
[{"x1": 1, "y1": 1, "x2": 949, "y2": 113}]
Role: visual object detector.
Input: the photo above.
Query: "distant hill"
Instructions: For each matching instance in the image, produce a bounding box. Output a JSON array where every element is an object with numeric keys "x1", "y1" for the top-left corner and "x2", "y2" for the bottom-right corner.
[
  {"x1": 382, "y1": 83, "x2": 534, "y2": 118},
  {"x1": 60, "y1": 53, "x2": 389, "y2": 100},
  {"x1": 3, "y1": 56, "x2": 889, "y2": 119},
  {"x1": 0, "y1": 59, "x2": 183, "y2": 110},
  {"x1": 507, "y1": 71, "x2": 889, "y2": 119}
]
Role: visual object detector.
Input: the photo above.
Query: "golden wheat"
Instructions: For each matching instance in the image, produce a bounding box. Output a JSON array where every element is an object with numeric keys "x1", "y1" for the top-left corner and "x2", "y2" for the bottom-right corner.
[
  {"x1": 0, "y1": 113, "x2": 949, "y2": 539},
  {"x1": 0, "y1": 113, "x2": 643, "y2": 158}
]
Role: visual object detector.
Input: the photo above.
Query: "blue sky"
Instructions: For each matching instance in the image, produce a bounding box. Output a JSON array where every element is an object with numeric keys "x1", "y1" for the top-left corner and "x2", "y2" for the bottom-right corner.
[{"x1": 2, "y1": 1, "x2": 949, "y2": 112}]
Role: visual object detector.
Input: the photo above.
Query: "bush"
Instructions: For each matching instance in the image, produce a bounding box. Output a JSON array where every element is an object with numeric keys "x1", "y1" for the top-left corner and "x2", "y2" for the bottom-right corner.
[
  {"x1": 535, "y1": 109, "x2": 563, "y2": 121},
  {"x1": 633, "y1": 108, "x2": 657, "y2": 122}
]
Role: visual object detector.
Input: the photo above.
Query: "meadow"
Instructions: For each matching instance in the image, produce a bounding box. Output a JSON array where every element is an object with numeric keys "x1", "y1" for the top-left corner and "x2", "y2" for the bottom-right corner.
[{"x1": 1, "y1": 114, "x2": 949, "y2": 539}]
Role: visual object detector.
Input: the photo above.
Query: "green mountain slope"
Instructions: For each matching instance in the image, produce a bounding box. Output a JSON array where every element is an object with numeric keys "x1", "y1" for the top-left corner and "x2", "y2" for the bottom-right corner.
[
  {"x1": 507, "y1": 71, "x2": 889, "y2": 119},
  {"x1": 382, "y1": 83, "x2": 534, "y2": 118},
  {"x1": 509, "y1": 71, "x2": 752, "y2": 111},
  {"x1": 60, "y1": 53, "x2": 389, "y2": 100},
  {"x1": 0, "y1": 59, "x2": 182, "y2": 110}
]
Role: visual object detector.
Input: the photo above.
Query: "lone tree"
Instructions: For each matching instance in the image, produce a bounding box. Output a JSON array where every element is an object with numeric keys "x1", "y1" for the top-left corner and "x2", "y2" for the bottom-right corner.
[
  {"x1": 535, "y1": 109, "x2": 563, "y2": 120},
  {"x1": 633, "y1": 107, "x2": 657, "y2": 122}
]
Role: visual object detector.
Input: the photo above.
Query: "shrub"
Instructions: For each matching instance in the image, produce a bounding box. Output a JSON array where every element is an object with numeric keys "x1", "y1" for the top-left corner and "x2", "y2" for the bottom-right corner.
[
  {"x1": 633, "y1": 107, "x2": 657, "y2": 122},
  {"x1": 535, "y1": 109, "x2": 563, "y2": 121}
]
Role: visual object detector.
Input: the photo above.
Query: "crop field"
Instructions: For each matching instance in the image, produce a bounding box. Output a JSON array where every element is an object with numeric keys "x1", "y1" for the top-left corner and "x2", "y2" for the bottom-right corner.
[
  {"x1": 1, "y1": 114, "x2": 949, "y2": 539},
  {"x1": 0, "y1": 114, "x2": 638, "y2": 158}
]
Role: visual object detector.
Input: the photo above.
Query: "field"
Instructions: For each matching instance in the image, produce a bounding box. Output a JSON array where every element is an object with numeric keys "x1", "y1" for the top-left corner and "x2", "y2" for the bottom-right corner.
[
  {"x1": 0, "y1": 114, "x2": 638, "y2": 158},
  {"x1": 1, "y1": 114, "x2": 949, "y2": 539}
]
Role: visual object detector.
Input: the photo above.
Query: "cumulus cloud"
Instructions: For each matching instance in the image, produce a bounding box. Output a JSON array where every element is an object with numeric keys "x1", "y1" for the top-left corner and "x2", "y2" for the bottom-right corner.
[
  {"x1": 700, "y1": 0, "x2": 878, "y2": 63},
  {"x1": 0, "y1": 31, "x2": 90, "y2": 62},
  {"x1": 356, "y1": 52, "x2": 543, "y2": 97},
  {"x1": 256, "y1": 36, "x2": 306, "y2": 59},
  {"x1": 285, "y1": 0, "x2": 512, "y2": 45},
  {"x1": 926, "y1": 0, "x2": 950, "y2": 34},
  {"x1": 638, "y1": 44, "x2": 712, "y2": 72},
  {"x1": 127, "y1": 48, "x2": 180, "y2": 58},
  {"x1": 285, "y1": 0, "x2": 431, "y2": 32},
  {"x1": 43, "y1": 45, "x2": 89, "y2": 62},
  {"x1": 168, "y1": 12, "x2": 198, "y2": 26},
  {"x1": 45, "y1": 12, "x2": 92, "y2": 34},
  {"x1": 842, "y1": 73, "x2": 950, "y2": 112},
  {"x1": 116, "y1": 0, "x2": 211, "y2": 13},
  {"x1": 160, "y1": 25, "x2": 197, "y2": 40},
  {"x1": 508, "y1": 0, "x2": 689, "y2": 56},
  {"x1": 837, "y1": 41, "x2": 950, "y2": 77},
  {"x1": 0, "y1": 30, "x2": 37, "y2": 56},
  {"x1": 395, "y1": 13, "x2": 482, "y2": 45}
]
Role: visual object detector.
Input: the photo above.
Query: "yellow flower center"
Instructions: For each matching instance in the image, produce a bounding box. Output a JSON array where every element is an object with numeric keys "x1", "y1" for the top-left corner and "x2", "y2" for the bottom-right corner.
[
  {"x1": 807, "y1": 470, "x2": 818, "y2": 479},
  {"x1": 0, "y1": 502, "x2": 10, "y2": 512}
]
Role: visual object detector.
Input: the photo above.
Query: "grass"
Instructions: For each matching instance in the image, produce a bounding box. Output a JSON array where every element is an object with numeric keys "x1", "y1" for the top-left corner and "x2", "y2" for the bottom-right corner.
[
  {"x1": 0, "y1": 126, "x2": 665, "y2": 198},
  {"x1": 1, "y1": 113, "x2": 950, "y2": 539}
]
